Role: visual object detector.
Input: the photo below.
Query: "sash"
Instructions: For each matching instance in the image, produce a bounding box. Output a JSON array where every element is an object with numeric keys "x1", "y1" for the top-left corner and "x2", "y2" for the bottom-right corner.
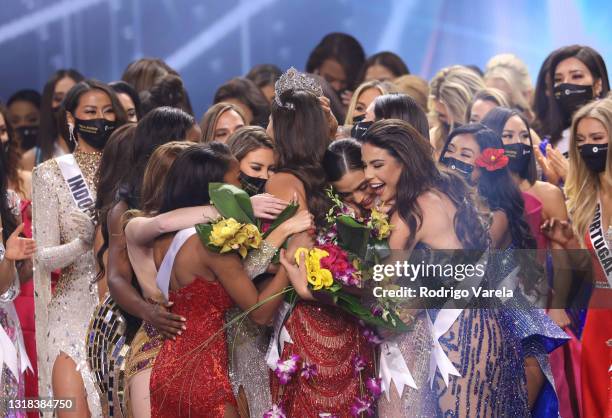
[
  {"x1": 427, "y1": 251, "x2": 488, "y2": 388},
  {"x1": 156, "y1": 228, "x2": 196, "y2": 299},
  {"x1": 379, "y1": 340, "x2": 418, "y2": 400},
  {"x1": 588, "y1": 202, "x2": 612, "y2": 289},
  {"x1": 265, "y1": 301, "x2": 293, "y2": 370},
  {"x1": 55, "y1": 154, "x2": 96, "y2": 218}
]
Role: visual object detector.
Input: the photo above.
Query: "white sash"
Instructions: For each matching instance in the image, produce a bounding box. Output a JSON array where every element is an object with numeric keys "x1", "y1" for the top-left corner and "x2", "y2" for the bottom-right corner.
[
  {"x1": 265, "y1": 301, "x2": 293, "y2": 370},
  {"x1": 55, "y1": 154, "x2": 96, "y2": 218},
  {"x1": 379, "y1": 340, "x2": 418, "y2": 400},
  {"x1": 589, "y1": 202, "x2": 612, "y2": 289},
  {"x1": 156, "y1": 228, "x2": 196, "y2": 299}
]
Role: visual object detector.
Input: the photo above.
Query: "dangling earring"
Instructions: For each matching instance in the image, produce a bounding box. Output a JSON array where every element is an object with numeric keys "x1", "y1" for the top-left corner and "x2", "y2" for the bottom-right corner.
[{"x1": 68, "y1": 123, "x2": 76, "y2": 144}]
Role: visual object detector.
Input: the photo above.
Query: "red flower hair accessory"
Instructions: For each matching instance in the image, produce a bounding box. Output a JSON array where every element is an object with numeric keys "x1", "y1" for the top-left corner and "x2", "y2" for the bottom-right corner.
[{"x1": 475, "y1": 148, "x2": 509, "y2": 171}]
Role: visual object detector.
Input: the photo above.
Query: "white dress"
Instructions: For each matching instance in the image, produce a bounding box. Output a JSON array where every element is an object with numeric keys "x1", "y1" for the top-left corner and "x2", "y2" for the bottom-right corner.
[{"x1": 32, "y1": 149, "x2": 102, "y2": 417}]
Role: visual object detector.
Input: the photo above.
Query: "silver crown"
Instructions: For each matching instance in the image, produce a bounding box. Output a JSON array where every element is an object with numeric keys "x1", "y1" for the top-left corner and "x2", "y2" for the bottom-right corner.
[{"x1": 274, "y1": 67, "x2": 323, "y2": 108}]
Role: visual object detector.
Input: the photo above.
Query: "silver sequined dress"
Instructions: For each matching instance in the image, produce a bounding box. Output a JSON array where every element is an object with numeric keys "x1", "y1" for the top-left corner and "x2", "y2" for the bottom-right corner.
[{"x1": 32, "y1": 150, "x2": 102, "y2": 417}]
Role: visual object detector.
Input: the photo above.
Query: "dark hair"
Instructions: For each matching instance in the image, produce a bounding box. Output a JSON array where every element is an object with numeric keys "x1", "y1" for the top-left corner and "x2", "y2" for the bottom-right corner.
[
  {"x1": 159, "y1": 143, "x2": 234, "y2": 213},
  {"x1": 122, "y1": 58, "x2": 193, "y2": 116},
  {"x1": 94, "y1": 123, "x2": 137, "y2": 280},
  {"x1": 305, "y1": 32, "x2": 366, "y2": 91},
  {"x1": 272, "y1": 88, "x2": 331, "y2": 225},
  {"x1": 0, "y1": 136, "x2": 18, "y2": 244},
  {"x1": 534, "y1": 45, "x2": 610, "y2": 143},
  {"x1": 358, "y1": 51, "x2": 410, "y2": 84},
  {"x1": 323, "y1": 138, "x2": 363, "y2": 182},
  {"x1": 373, "y1": 93, "x2": 430, "y2": 140},
  {"x1": 213, "y1": 77, "x2": 270, "y2": 127},
  {"x1": 246, "y1": 64, "x2": 282, "y2": 89},
  {"x1": 465, "y1": 88, "x2": 510, "y2": 122},
  {"x1": 442, "y1": 123, "x2": 541, "y2": 293},
  {"x1": 465, "y1": 64, "x2": 484, "y2": 77},
  {"x1": 306, "y1": 73, "x2": 346, "y2": 124},
  {"x1": 7, "y1": 89, "x2": 41, "y2": 109},
  {"x1": 109, "y1": 81, "x2": 142, "y2": 120},
  {"x1": 364, "y1": 119, "x2": 488, "y2": 250},
  {"x1": 0, "y1": 103, "x2": 24, "y2": 197},
  {"x1": 481, "y1": 107, "x2": 537, "y2": 183},
  {"x1": 59, "y1": 79, "x2": 128, "y2": 144},
  {"x1": 37, "y1": 69, "x2": 84, "y2": 162},
  {"x1": 442, "y1": 124, "x2": 536, "y2": 248},
  {"x1": 122, "y1": 106, "x2": 195, "y2": 208},
  {"x1": 226, "y1": 126, "x2": 273, "y2": 161}
]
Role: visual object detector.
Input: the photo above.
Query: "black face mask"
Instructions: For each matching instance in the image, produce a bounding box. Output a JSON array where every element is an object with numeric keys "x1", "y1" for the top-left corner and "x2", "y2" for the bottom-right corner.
[
  {"x1": 554, "y1": 83, "x2": 594, "y2": 121},
  {"x1": 239, "y1": 171, "x2": 267, "y2": 196},
  {"x1": 15, "y1": 125, "x2": 39, "y2": 150},
  {"x1": 579, "y1": 143, "x2": 608, "y2": 173},
  {"x1": 440, "y1": 156, "x2": 474, "y2": 184},
  {"x1": 74, "y1": 118, "x2": 116, "y2": 150},
  {"x1": 504, "y1": 143, "x2": 532, "y2": 175},
  {"x1": 351, "y1": 120, "x2": 374, "y2": 141}
]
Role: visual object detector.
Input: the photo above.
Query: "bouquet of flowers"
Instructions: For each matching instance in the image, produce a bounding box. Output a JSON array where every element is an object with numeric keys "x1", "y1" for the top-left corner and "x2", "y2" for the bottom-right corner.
[{"x1": 196, "y1": 183, "x2": 297, "y2": 258}]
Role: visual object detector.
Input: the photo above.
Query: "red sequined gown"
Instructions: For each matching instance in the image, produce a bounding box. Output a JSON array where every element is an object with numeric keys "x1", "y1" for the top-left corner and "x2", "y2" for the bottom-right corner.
[
  {"x1": 270, "y1": 302, "x2": 375, "y2": 417},
  {"x1": 150, "y1": 278, "x2": 236, "y2": 418}
]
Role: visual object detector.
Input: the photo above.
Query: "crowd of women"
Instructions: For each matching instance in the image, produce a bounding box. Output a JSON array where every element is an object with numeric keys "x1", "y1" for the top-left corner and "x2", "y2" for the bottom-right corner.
[{"x1": 0, "y1": 32, "x2": 610, "y2": 418}]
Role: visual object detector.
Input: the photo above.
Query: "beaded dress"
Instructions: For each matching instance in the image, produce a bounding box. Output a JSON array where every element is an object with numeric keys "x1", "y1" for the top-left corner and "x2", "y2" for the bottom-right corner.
[{"x1": 32, "y1": 149, "x2": 102, "y2": 416}]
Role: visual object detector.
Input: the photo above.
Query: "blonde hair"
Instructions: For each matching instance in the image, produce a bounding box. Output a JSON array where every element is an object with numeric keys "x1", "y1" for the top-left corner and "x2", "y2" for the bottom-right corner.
[
  {"x1": 199, "y1": 102, "x2": 246, "y2": 143},
  {"x1": 392, "y1": 74, "x2": 429, "y2": 112},
  {"x1": 565, "y1": 98, "x2": 612, "y2": 246},
  {"x1": 344, "y1": 80, "x2": 395, "y2": 125},
  {"x1": 485, "y1": 54, "x2": 533, "y2": 118},
  {"x1": 122, "y1": 141, "x2": 192, "y2": 228},
  {"x1": 429, "y1": 65, "x2": 485, "y2": 152}
]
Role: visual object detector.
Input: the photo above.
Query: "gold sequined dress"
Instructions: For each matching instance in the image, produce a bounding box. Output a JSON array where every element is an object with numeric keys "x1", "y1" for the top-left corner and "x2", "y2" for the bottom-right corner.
[{"x1": 32, "y1": 149, "x2": 102, "y2": 417}]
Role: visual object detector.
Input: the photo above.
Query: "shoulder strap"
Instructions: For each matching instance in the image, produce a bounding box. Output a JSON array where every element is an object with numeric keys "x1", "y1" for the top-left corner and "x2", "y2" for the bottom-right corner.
[{"x1": 156, "y1": 227, "x2": 197, "y2": 299}]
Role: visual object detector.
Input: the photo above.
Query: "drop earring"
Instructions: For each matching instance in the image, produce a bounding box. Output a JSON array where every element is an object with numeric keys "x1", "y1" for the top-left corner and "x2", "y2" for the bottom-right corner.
[{"x1": 68, "y1": 123, "x2": 76, "y2": 144}]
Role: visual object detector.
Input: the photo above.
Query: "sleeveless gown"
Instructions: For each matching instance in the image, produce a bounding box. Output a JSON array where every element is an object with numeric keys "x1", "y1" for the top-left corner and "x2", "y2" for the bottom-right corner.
[{"x1": 150, "y1": 278, "x2": 236, "y2": 417}]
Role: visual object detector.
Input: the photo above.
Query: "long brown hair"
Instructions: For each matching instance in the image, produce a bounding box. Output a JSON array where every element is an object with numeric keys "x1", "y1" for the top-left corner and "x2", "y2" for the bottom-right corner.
[
  {"x1": 363, "y1": 119, "x2": 488, "y2": 250},
  {"x1": 0, "y1": 103, "x2": 24, "y2": 197},
  {"x1": 199, "y1": 103, "x2": 245, "y2": 143},
  {"x1": 272, "y1": 88, "x2": 331, "y2": 225}
]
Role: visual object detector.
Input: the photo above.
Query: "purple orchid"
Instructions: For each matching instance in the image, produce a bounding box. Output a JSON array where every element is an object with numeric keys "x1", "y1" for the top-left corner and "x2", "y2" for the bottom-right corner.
[
  {"x1": 301, "y1": 361, "x2": 318, "y2": 380},
  {"x1": 352, "y1": 354, "x2": 367, "y2": 375},
  {"x1": 365, "y1": 377, "x2": 383, "y2": 399},
  {"x1": 349, "y1": 396, "x2": 374, "y2": 417},
  {"x1": 371, "y1": 305, "x2": 383, "y2": 317},
  {"x1": 263, "y1": 404, "x2": 287, "y2": 418},
  {"x1": 275, "y1": 354, "x2": 300, "y2": 385},
  {"x1": 362, "y1": 328, "x2": 383, "y2": 345}
]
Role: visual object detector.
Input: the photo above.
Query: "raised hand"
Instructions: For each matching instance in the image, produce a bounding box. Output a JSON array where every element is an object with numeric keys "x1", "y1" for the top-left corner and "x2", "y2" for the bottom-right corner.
[
  {"x1": 4, "y1": 224, "x2": 36, "y2": 261},
  {"x1": 534, "y1": 147, "x2": 561, "y2": 186},
  {"x1": 541, "y1": 217, "x2": 575, "y2": 248},
  {"x1": 318, "y1": 95, "x2": 339, "y2": 138},
  {"x1": 281, "y1": 210, "x2": 315, "y2": 236},
  {"x1": 279, "y1": 249, "x2": 314, "y2": 300},
  {"x1": 251, "y1": 193, "x2": 290, "y2": 220}
]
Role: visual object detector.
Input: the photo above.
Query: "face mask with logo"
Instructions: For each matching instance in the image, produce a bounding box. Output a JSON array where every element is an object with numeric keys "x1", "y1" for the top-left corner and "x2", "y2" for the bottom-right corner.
[
  {"x1": 440, "y1": 156, "x2": 474, "y2": 184},
  {"x1": 239, "y1": 171, "x2": 267, "y2": 196},
  {"x1": 74, "y1": 118, "x2": 116, "y2": 150},
  {"x1": 351, "y1": 120, "x2": 374, "y2": 141},
  {"x1": 554, "y1": 83, "x2": 594, "y2": 121},
  {"x1": 15, "y1": 125, "x2": 39, "y2": 150},
  {"x1": 504, "y1": 143, "x2": 532, "y2": 175},
  {"x1": 579, "y1": 143, "x2": 608, "y2": 173}
]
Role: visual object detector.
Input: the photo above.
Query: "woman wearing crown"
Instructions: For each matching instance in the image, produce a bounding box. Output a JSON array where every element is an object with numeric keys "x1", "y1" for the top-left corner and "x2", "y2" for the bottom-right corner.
[{"x1": 265, "y1": 68, "x2": 374, "y2": 417}]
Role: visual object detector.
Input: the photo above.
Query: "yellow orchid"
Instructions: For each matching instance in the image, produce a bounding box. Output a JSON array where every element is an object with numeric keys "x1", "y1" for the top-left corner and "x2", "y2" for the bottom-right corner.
[
  {"x1": 294, "y1": 247, "x2": 334, "y2": 290},
  {"x1": 368, "y1": 207, "x2": 393, "y2": 240},
  {"x1": 208, "y1": 217, "x2": 262, "y2": 258}
]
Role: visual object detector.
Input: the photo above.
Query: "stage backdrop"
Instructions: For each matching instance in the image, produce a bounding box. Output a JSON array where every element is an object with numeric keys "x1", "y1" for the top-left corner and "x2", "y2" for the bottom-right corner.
[{"x1": 1, "y1": 0, "x2": 611, "y2": 117}]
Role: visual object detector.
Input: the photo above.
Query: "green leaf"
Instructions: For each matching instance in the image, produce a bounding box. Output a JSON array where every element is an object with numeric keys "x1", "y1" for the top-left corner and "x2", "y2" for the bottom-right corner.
[
  {"x1": 195, "y1": 223, "x2": 222, "y2": 253},
  {"x1": 263, "y1": 202, "x2": 298, "y2": 239},
  {"x1": 336, "y1": 216, "x2": 370, "y2": 259},
  {"x1": 365, "y1": 239, "x2": 391, "y2": 264},
  {"x1": 209, "y1": 183, "x2": 255, "y2": 224}
]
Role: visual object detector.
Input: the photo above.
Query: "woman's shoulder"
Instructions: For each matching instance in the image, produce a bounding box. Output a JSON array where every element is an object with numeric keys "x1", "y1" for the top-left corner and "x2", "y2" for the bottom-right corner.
[
  {"x1": 266, "y1": 172, "x2": 305, "y2": 195},
  {"x1": 31, "y1": 157, "x2": 60, "y2": 185}
]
